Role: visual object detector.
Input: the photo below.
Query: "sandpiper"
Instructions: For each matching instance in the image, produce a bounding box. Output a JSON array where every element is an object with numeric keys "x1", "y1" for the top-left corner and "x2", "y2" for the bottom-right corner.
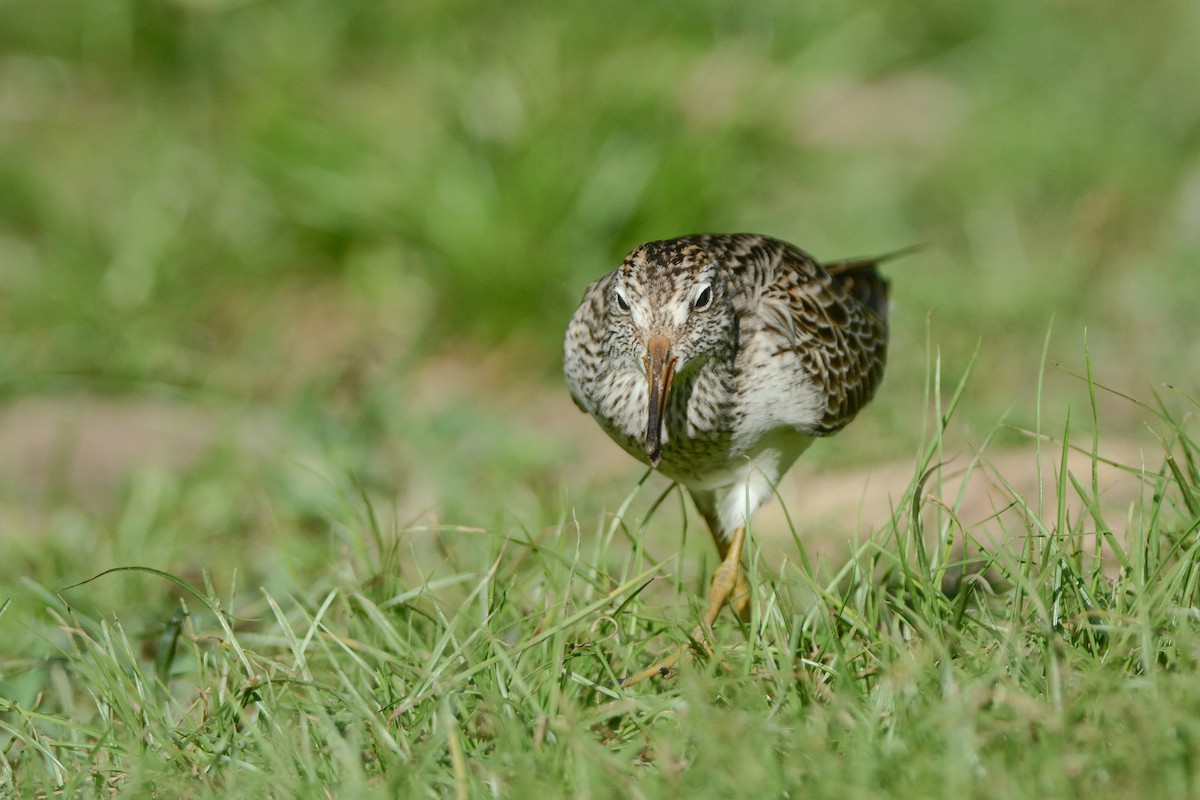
[{"x1": 564, "y1": 233, "x2": 898, "y2": 684}]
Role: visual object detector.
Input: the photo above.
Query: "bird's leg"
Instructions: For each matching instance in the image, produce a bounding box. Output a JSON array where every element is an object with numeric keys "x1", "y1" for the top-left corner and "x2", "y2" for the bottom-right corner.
[
  {"x1": 620, "y1": 526, "x2": 748, "y2": 688},
  {"x1": 691, "y1": 491, "x2": 753, "y2": 622},
  {"x1": 702, "y1": 524, "x2": 749, "y2": 628},
  {"x1": 709, "y1": 525, "x2": 752, "y2": 622}
]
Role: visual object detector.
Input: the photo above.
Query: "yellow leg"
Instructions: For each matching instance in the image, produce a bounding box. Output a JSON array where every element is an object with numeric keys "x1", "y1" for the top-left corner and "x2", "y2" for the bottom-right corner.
[
  {"x1": 693, "y1": 498, "x2": 753, "y2": 622},
  {"x1": 621, "y1": 526, "x2": 748, "y2": 687},
  {"x1": 711, "y1": 526, "x2": 752, "y2": 623}
]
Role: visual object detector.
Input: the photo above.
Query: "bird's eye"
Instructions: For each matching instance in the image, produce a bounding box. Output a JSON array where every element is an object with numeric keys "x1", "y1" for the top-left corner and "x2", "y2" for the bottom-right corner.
[
  {"x1": 615, "y1": 291, "x2": 631, "y2": 313},
  {"x1": 694, "y1": 286, "x2": 713, "y2": 310}
]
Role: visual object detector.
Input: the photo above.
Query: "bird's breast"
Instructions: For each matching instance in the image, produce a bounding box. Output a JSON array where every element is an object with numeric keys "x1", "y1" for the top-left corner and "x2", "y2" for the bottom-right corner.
[{"x1": 585, "y1": 363, "x2": 742, "y2": 484}]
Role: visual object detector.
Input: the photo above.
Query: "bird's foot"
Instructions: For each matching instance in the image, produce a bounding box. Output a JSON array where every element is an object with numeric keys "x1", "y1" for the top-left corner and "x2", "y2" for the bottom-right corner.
[
  {"x1": 620, "y1": 526, "x2": 747, "y2": 688},
  {"x1": 706, "y1": 553, "x2": 750, "y2": 624},
  {"x1": 619, "y1": 626, "x2": 711, "y2": 688},
  {"x1": 729, "y1": 580, "x2": 752, "y2": 622},
  {"x1": 619, "y1": 642, "x2": 686, "y2": 688}
]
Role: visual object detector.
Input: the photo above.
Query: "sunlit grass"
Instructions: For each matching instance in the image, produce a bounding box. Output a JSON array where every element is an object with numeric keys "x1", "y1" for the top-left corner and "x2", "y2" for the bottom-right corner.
[{"x1": 3, "y1": 353, "x2": 1199, "y2": 797}]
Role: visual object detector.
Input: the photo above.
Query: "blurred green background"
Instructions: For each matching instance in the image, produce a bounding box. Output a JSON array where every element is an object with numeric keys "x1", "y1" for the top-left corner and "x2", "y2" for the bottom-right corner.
[{"x1": 1, "y1": 0, "x2": 1199, "y2": 590}]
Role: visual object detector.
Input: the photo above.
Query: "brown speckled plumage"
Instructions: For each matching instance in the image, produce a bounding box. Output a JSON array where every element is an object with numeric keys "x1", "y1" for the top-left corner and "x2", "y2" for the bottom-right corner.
[{"x1": 563, "y1": 234, "x2": 899, "y2": 680}]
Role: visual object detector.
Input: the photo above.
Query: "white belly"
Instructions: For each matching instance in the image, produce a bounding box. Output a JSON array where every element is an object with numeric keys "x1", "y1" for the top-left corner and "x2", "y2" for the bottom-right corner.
[{"x1": 696, "y1": 433, "x2": 813, "y2": 539}]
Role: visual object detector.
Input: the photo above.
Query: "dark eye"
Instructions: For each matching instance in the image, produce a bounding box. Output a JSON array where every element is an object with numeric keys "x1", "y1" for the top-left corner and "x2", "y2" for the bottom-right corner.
[
  {"x1": 615, "y1": 291, "x2": 630, "y2": 313},
  {"x1": 694, "y1": 286, "x2": 713, "y2": 310}
]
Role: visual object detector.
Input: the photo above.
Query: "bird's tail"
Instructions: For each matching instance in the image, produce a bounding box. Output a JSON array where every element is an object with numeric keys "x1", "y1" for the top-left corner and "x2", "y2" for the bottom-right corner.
[{"x1": 823, "y1": 244, "x2": 925, "y2": 321}]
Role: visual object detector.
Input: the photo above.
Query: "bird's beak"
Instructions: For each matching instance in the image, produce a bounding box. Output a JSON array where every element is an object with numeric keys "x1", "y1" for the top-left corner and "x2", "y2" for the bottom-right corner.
[{"x1": 643, "y1": 334, "x2": 676, "y2": 467}]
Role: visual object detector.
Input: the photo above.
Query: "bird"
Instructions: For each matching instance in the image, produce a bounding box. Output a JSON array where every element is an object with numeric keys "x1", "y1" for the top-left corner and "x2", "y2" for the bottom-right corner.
[{"x1": 563, "y1": 233, "x2": 899, "y2": 685}]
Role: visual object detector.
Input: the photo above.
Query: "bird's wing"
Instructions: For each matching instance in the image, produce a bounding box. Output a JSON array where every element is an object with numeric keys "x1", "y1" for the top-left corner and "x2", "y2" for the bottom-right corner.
[
  {"x1": 706, "y1": 234, "x2": 890, "y2": 435},
  {"x1": 563, "y1": 272, "x2": 614, "y2": 413},
  {"x1": 776, "y1": 245, "x2": 889, "y2": 434}
]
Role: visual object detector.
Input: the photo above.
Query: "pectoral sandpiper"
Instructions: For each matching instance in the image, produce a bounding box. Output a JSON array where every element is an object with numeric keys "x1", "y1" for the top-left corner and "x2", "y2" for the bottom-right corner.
[{"x1": 564, "y1": 233, "x2": 899, "y2": 685}]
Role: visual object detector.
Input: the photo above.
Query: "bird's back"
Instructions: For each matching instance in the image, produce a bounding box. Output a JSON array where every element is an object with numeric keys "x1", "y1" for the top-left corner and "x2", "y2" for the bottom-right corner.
[{"x1": 684, "y1": 234, "x2": 890, "y2": 438}]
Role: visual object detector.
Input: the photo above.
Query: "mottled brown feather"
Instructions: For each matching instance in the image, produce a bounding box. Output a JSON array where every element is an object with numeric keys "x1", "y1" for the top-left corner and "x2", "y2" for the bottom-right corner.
[{"x1": 682, "y1": 234, "x2": 890, "y2": 435}]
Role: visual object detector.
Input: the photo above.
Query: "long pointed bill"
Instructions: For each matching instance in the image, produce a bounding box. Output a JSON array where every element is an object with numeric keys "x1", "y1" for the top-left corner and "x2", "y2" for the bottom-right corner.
[{"x1": 643, "y1": 334, "x2": 676, "y2": 467}]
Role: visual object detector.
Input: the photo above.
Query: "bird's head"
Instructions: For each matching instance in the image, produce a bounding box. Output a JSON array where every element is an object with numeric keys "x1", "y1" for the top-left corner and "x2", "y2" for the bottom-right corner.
[{"x1": 603, "y1": 240, "x2": 737, "y2": 466}]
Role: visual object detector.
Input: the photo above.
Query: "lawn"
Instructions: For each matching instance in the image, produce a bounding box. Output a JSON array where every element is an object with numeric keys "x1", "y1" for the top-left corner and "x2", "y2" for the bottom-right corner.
[{"x1": 2, "y1": 1, "x2": 1200, "y2": 797}]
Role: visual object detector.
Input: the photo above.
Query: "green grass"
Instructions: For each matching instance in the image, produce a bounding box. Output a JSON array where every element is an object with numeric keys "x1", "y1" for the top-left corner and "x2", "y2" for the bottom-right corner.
[
  {"x1": 3, "y1": 1, "x2": 1200, "y2": 797},
  {"x1": 4, "y1": 354, "x2": 1200, "y2": 797}
]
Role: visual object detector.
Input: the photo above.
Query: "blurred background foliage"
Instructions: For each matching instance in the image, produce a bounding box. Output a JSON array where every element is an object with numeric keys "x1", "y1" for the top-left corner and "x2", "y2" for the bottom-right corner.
[{"x1": 1, "y1": 0, "x2": 1199, "y2": 579}]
